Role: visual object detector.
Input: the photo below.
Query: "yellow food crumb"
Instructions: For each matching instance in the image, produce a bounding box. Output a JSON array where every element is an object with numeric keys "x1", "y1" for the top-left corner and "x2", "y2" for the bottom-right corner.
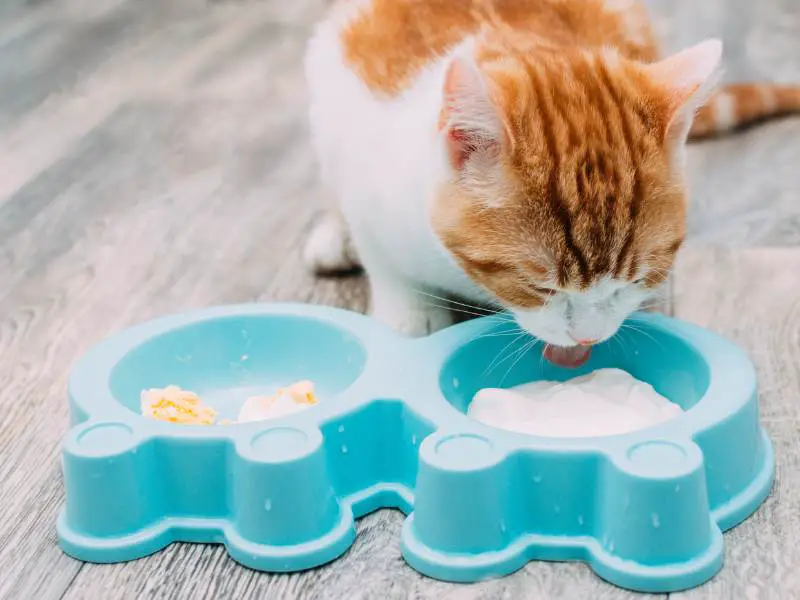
[
  {"x1": 141, "y1": 380, "x2": 318, "y2": 425},
  {"x1": 278, "y1": 380, "x2": 318, "y2": 405},
  {"x1": 141, "y1": 385, "x2": 217, "y2": 425}
]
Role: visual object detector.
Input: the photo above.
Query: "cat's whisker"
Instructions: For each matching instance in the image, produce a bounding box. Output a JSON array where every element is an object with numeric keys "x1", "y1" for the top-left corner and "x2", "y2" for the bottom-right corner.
[
  {"x1": 609, "y1": 333, "x2": 622, "y2": 358},
  {"x1": 413, "y1": 289, "x2": 505, "y2": 315},
  {"x1": 474, "y1": 328, "x2": 526, "y2": 340},
  {"x1": 614, "y1": 330, "x2": 631, "y2": 357},
  {"x1": 621, "y1": 323, "x2": 665, "y2": 352},
  {"x1": 501, "y1": 338, "x2": 540, "y2": 385},
  {"x1": 483, "y1": 333, "x2": 528, "y2": 377},
  {"x1": 420, "y1": 301, "x2": 510, "y2": 321},
  {"x1": 493, "y1": 336, "x2": 536, "y2": 382},
  {"x1": 413, "y1": 293, "x2": 515, "y2": 323}
]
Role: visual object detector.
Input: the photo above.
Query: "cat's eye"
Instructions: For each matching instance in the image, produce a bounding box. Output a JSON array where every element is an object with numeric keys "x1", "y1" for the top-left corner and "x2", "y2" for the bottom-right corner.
[{"x1": 632, "y1": 277, "x2": 647, "y2": 285}]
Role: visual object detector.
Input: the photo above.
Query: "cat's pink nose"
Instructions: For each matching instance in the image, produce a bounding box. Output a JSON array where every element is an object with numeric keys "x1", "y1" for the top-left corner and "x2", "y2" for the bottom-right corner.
[{"x1": 575, "y1": 338, "x2": 598, "y2": 347}]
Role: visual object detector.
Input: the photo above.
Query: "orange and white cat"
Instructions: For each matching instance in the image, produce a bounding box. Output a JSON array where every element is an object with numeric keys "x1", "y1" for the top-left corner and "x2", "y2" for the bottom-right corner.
[{"x1": 304, "y1": 0, "x2": 800, "y2": 366}]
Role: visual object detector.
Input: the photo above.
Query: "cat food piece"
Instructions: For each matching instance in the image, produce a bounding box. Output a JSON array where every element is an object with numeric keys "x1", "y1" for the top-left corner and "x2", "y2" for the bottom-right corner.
[
  {"x1": 141, "y1": 385, "x2": 217, "y2": 425},
  {"x1": 468, "y1": 368, "x2": 681, "y2": 438},
  {"x1": 238, "y1": 380, "x2": 319, "y2": 423}
]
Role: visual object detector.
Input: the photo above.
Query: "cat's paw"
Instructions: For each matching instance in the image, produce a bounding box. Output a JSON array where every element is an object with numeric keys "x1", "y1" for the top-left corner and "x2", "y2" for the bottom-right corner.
[
  {"x1": 304, "y1": 213, "x2": 361, "y2": 275},
  {"x1": 371, "y1": 303, "x2": 455, "y2": 337}
]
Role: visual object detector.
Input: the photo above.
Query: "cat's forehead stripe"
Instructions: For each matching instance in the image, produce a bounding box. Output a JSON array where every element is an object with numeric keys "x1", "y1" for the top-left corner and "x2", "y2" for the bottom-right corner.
[
  {"x1": 525, "y1": 63, "x2": 592, "y2": 286},
  {"x1": 520, "y1": 58, "x2": 650, "y2": 287}
]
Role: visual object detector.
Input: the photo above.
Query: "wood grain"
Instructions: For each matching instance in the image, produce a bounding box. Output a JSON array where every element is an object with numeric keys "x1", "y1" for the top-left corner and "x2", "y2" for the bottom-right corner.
[
  {"x1": 0, "y1": 0, "x2": 798, "y2": 599},
  {"x1": 670, "y1": 248, "x2": 800, "y2": 600}
]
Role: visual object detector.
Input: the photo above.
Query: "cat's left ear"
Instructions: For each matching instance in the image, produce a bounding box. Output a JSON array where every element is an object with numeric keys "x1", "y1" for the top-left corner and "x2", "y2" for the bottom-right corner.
[
  {"x1": 645, "y1": 39, "x2": 723, "y2": 139},
  {"x1": 439, "y1": 57, "x2": 508, "y2": 171}
]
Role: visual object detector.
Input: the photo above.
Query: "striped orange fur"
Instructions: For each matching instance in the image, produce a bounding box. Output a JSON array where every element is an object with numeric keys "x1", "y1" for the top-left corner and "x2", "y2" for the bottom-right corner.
[
  {"x1": 690, "y1": 83, "x2": 800, "y2": 138},
  {"x1": 430, "y1": 47, "x2": 689, "y2": 304}
]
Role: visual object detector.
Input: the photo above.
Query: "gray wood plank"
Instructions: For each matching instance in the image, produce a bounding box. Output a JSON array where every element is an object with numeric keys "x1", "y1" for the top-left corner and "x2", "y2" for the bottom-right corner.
[
  {"x1": 0, "y1": 90, "x2": 326, "y2": 598},
  {"x1": 0, "y1": 0, "x2": 798, "y2": 598},
  {"x1": 0, "y1": 1, "x2": 292, "y2": 203},
  {"x1": 646, "y1": 0, "x2": 800, "y2": 247},
  {"x1": 0, "y1": 2, "x2": 333, "y2": 597},
  {"x1": 670, "y1": 247, "x2": 800, "y2": 600}
]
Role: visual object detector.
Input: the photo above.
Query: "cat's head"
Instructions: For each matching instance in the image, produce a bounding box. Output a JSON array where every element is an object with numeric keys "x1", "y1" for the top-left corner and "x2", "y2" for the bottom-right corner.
[{"x1": 432, "y1": 39, "x2": 722, "y2": 363}]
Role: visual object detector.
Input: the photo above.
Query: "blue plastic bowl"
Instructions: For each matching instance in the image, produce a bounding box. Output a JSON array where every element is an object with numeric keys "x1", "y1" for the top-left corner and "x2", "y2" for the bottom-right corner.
[{"x1": 57, "y1": 303, "x2": 774, "y2": 592}]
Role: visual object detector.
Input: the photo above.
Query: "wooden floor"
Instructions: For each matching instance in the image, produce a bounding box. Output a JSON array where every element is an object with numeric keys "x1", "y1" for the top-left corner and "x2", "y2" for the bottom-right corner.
[{"x1": 1, "y1": 0, "x2": 798, "y2": 598}]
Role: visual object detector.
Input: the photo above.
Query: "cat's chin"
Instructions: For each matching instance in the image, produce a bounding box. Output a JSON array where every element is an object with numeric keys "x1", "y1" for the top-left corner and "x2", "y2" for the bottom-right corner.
[{"x1": 543, "y1": 344, "x2": 592, "y2": 368}]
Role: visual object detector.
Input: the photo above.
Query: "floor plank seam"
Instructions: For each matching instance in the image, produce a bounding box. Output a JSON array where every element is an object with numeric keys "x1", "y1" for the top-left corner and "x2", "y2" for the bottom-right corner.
[{"x1": 59, "y1": 561, "x2": 86, "y2": 600}]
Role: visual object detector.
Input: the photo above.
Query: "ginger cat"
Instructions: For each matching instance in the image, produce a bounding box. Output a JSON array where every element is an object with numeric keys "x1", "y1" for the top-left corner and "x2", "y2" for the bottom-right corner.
[{"x1": 304, "y1": 0, "x2": 800, "y2": 366}]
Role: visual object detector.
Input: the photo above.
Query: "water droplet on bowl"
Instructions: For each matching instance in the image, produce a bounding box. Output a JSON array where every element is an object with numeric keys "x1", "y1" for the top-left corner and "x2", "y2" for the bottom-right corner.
[
  {"x1": 533, "y1": 475, "x2": 542, "y2": 484},
  {"x1": 608, "y1": 539, "x2": 615, "y2": 552},
  {"x1": 675, "y1": 484, "x2": 681, "y2": 493},
  {"x1": 577, "y1": 515, "x2": 584, "y2": 526},
  {"x1": 240, "y1": 354, "x2": 249, "y2": 361},
  {"x1": 411, "y1": 434, "x2": 417, "y2": 445},
  {"x1": 452, "y1": 378, "x2": 460, "y2": 389},
  {"x1": 499, "y1": 521, "x2": 506, "y2": 532},
  {"x1": 651, "y1": 512, "x2": 660, "y2": 528},
  {"x1": 264, "y1": 499, "x2": 272, "y2": 511},
  {"x1": 341, "y1": 445, "x2": 348, "y2": 454},
  {"x1": 338, "y1": 424, "x2": 345, "y2": 433},
  {"x1": 554, "y1": 504, "x2": 561, "y2": 514}
]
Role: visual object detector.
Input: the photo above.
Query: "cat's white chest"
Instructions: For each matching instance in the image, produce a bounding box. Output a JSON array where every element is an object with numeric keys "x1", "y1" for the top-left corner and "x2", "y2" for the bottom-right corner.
[{"x1": 305, "y1": 8, "x2": 482, "y2": 301}]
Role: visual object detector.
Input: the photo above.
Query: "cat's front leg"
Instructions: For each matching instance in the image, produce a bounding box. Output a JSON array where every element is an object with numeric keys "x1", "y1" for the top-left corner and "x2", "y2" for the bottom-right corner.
[
  {"x1": 366, "y1": 263, "x2": 455, "y2": 337},
  {"x1": 304, "y1": 208, "x2": 361, "y2": 275}
]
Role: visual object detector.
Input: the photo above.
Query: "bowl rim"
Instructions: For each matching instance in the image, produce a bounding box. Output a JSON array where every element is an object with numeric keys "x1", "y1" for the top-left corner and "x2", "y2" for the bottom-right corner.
[
  {"x1": 68, "y1": 304, "x2": 757, "y2": 451},
  {"x1": 68, "y1": 303, "x2": 391, "y2": 437}
]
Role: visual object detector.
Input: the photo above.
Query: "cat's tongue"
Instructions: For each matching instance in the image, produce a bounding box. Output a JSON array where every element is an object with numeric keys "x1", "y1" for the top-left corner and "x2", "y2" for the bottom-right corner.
[{"x1": 543, "y1": 344, "x2": 592, "y2": 368}]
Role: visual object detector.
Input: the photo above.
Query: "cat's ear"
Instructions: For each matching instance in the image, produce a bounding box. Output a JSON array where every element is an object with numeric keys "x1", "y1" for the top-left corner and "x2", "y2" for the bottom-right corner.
[
  {"x1": 645, "y1": 39, "x2": 723, "y2": 139},
  {"x1": 440, "y1": 57, "x2": 506, "y2": 171}
]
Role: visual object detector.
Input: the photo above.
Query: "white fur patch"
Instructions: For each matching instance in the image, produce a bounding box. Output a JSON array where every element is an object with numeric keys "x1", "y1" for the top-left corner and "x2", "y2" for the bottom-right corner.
[
  {"x1": 306, "y1": 7, "x2": 489, "y2": 311},
  {"x1": 304, "y1": 213, "x2": 360, "y2": 274},
  {"x1": 712, "y1": 91, "x2": 736, "y2": 131}
]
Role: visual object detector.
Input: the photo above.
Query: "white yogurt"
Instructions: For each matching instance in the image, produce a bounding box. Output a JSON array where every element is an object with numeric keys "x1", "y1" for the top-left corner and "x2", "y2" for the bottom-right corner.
[{"x1": 468, "y1": 368, "x2": 682, "y2": 438}]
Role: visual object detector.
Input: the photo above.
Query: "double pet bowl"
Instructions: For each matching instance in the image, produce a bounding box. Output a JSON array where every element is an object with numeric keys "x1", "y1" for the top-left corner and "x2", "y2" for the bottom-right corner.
[{"x1": 57, "y1": 303, "x2": 773, "y2": 592}]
